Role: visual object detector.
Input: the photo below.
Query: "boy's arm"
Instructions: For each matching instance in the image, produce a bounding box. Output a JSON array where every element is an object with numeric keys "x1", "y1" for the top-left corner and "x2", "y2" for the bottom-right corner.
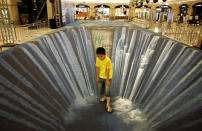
[
  {"x1": 106, "y1": 62, "x2": 111, "y2": 86},
  {"x1": 95, "y1": 58, "x2": 100, "y2": 82},
  {"x1": 96, "y1": 67, "x2": 100, "y2": 82},
  {"x1": 106, "y1": 67, "x2": 110, "y2": 81}
]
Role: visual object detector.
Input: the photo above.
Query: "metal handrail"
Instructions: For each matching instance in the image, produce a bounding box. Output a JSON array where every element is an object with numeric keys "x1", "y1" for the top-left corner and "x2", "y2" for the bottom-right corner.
[{"x1": 0, "y1": 20, "x2": 52, "y2": 51}]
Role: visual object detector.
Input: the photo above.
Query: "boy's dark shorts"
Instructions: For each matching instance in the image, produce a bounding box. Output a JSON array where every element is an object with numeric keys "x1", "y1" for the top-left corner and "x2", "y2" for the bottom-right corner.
[{"x1": 98, "y1": 78, "x2": 111, "y2": 97}]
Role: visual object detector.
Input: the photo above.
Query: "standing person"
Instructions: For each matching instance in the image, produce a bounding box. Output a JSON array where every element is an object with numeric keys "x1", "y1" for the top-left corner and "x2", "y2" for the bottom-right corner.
[{"x1": 96, "y1": 47, "x2": 113, "y2": 113}]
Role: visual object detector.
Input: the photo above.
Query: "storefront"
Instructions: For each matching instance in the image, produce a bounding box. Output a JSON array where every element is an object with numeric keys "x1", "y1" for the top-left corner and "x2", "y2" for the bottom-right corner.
[
  {"x1": 115, "y1": 5, "x2": 129, "y2": 19},
  {"x1": 94, "y1": 5, "x2": 110, "y2": 20},
  {"x1": 156, "y1": 5, "x2": 171, "y2": 13},
  {"x1": 192, "y1": 2, "x2": 202, "y2": 22},
  {"x1": 179, "y1": 4, "x2": 188, "y2": 16},
  {"x1": 134, "y1": 5, "x2": 150, "y2": 19},
  {"x1": 179, "y1": 4, "x2": 188, "y2": 23},
  {"x1": 155, "y1": 5, "x2": 172, "y2": 22},
  {"x1": 76, "y1": 5, "x2": 90, "y2": 20}
]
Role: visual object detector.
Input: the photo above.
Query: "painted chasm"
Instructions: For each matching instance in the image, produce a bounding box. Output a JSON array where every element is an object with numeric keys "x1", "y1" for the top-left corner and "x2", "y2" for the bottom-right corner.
[{"x1": 0, "y1": 23, "x2": 201, "y2": 131}]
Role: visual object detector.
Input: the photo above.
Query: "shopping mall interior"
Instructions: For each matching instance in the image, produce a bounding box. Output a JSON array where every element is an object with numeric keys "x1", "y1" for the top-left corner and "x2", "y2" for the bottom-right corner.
[{"x1": 0, "y1": 0, "x2": 202, "y2": 131}]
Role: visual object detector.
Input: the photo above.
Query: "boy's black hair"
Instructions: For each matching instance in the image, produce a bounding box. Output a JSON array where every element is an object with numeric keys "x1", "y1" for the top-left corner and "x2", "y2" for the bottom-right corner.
[{"x1": 96, "y1": 47, "x2": 106, "y2": 55}]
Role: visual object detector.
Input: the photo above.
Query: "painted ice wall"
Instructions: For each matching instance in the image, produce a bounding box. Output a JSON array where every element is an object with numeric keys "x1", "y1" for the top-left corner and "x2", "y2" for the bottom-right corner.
[
  {"x1": 110, "y1": 27, "x2": 202, "y2": 131},
  {"x1": 0, "y1": 25, "x2": 201, "y2": 131},
  {"x1": 91, "y1": 26, "x2": 114, "y2": 57}
]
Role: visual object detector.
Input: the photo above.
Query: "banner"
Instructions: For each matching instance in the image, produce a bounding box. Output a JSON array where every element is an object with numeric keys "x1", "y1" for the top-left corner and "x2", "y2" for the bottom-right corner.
[{"x1": 61, "y1": 0, "x2": 76, "y2": 25}]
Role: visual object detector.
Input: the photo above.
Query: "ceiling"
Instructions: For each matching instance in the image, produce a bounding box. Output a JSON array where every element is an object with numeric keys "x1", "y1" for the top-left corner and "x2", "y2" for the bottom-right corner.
[
  {"x1": 72, "y1": 0, "x2": 130, "y2": 3},
  {"x1": 71, "y1": 0, "x2": 200, "y2": 4}
]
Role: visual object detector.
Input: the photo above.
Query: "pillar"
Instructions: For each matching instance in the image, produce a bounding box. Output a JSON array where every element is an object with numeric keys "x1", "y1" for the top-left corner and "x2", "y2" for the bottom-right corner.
[
  {"x1": 171, "y1": 5, "x2": 179, "y2": 22},
  {"x1": 187, "y1": 6, "x2": 193, "y2": 16},
  {"x1": 47, "y1": 0, "x2": 54, "y2": 19},
  {"x1": 130, "y1": 7, "x2": 135, "y2": 19},
  {"x1": 109, "y1": 7, "x2": 115, "y2": 20},
  {"x1": 151, "y1": 6, "x2": 156, "y2": 16},
  {"x1": 90, "y1": 7, "x2": 95, "y2": 19},
  {"x1": 187, "y1": 2, "x2": 195, "y2": 16},
  {"x1": 7, "y1": 0, "x2": 20, "y2": 25}
]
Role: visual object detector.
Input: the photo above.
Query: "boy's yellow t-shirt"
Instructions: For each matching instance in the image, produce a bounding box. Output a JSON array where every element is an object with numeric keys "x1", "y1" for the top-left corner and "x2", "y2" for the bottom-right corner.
[{"x1": 96, "y1": 56, "x2": 113, "y2": 79}]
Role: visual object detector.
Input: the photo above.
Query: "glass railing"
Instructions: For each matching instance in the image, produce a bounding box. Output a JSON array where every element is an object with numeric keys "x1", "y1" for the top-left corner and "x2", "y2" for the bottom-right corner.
[
  {"x1": 132, "y1": 17, "x2": 202, "y2": 47},
  {"x1": 14, "y1": 21, "x2": 53, "y2": 44},
  {"x1": 0, "y1": 21, "x2": 55, "y2": 51}
]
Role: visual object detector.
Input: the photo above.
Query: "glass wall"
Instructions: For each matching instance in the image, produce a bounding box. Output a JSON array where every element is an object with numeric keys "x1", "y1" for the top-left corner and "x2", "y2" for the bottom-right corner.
[{"x1": 179, "y1": 4, "x2": 188, "y2": 23}]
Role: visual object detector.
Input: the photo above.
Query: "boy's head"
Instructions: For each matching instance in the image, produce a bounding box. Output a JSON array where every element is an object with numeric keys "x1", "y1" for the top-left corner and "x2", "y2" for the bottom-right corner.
[{"x1": 96, "y1": 47, "x2": 106, "y2": 60}]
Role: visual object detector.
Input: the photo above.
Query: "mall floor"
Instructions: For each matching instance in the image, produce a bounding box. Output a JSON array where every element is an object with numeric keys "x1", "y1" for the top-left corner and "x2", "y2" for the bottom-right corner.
[{"x1": 0, "y1": 19, "x2": 201, "y2": 52}]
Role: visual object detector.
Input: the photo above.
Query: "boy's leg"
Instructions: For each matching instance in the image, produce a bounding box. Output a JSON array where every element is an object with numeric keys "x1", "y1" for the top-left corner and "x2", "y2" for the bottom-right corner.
[
  {"x1": 98, "y1": 79, "x2": 105, "y2": 101},
  {"x1": 101, "y1": 81, "x2": 106, "y2": 101},
  {"x1": 105, "y1": 83, "x2": 112, "y2": 112}
]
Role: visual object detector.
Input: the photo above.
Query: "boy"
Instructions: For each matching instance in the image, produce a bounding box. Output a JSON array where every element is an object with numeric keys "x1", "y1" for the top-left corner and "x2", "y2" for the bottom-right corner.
[{"x1": 96, "y1": 47, "x2": 113, "y2": 113}]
